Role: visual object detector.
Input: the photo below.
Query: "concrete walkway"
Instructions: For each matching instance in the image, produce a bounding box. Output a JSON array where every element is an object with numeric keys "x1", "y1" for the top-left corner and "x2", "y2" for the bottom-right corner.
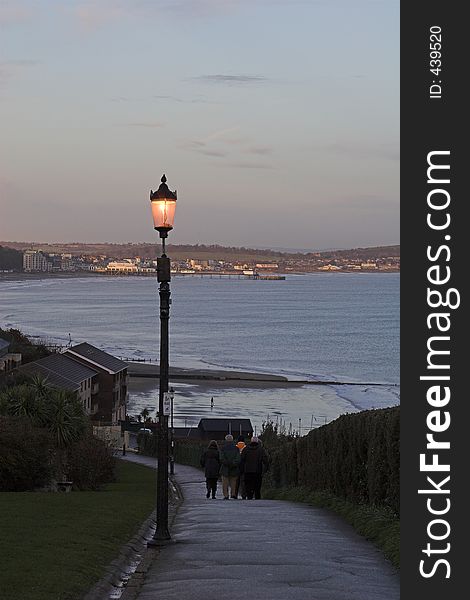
[{"x1": 123, "y1": 455, "x2": 399, "y2": 600}]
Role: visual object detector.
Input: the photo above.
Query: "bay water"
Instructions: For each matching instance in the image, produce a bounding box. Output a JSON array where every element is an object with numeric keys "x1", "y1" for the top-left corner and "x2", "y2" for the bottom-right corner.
[{"x1": 0, "y1": 273, "x2": 399, "y2": 430}]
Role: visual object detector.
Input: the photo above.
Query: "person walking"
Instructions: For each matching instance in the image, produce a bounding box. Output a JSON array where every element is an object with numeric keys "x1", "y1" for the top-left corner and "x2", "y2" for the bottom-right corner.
[
  {"x1": 219, "y1": 434, "x2": 240, "y2": 499},
  {"x1": 240, "y1": 436, "x2": 269, "y2": 500},
  {"x1": 234, "y1": 434, "x2": 247, "y2": 499},
  {"x1": 200, "y1": 440, "x2": 221, "y2": 499}
]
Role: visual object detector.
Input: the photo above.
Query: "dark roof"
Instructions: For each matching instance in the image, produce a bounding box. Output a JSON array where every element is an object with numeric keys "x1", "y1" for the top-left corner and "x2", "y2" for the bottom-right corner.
[
  {"x1": 20, "y1": 362, "x2": 80, "y2": 392},
  {"x1": 198, "y1": 418, "x2": 253, "y2": 432},
  {"x1": 65, "y1": 343, "x2": 127, "y2": 374},
  {"x1": 39, "y1": 353, "x2": 97, "y2": 381},
  {"x1": 173, "y1": 427, "x2": 203, "y2": 439}
]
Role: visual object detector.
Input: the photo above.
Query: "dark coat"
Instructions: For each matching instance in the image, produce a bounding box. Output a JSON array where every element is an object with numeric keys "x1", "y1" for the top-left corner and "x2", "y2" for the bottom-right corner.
[
  {"x1": 240, "y1": 443, "x2": 269, "y2": 475},
  {"x1": 219, "y1": 441, "x2": 241, "y2": 477},
  {"x1": 200, "y1": 448, "x2": 221, "y2": 479}
]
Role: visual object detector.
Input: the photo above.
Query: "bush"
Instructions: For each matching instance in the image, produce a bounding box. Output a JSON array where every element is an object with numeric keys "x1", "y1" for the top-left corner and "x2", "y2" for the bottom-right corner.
[
  {"x1": 0, "y1": 328, "x2": 50, "y2": 365},
  {"x1": 263, "y1": 407, "x2": 400, "y2": 514},
  {"x1": 66, "y1": 435, "x2": 116, "y2": 490},
  {"x1": 0, "y1": 417, "x2": 53, "y2": 491}
]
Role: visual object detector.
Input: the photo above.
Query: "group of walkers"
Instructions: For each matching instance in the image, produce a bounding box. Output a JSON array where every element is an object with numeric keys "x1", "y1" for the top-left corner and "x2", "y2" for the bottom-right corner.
[{"x1": 200, "y1": 434, "x2": 269, "y2": 500}]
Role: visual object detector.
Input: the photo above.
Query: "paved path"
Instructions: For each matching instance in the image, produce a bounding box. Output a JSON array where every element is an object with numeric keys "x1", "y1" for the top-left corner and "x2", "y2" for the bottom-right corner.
[{"x1": 123, "y1": 455, "x2": 399, "y2": 600}]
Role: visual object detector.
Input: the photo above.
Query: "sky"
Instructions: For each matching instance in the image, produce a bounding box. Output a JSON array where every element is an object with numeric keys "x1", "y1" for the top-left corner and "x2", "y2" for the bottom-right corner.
[{"x1": 0, "y1": 0, "x2": 399, "y2": 250}]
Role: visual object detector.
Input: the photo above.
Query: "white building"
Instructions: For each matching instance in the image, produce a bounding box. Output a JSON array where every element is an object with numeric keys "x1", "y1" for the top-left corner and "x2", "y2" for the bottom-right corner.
[
  {"x1": 23, "y1": 250, "x2": 52, "y2": 272},
  {"x1": 106, "y1": 260, "x2": 138, "y2": 273}
]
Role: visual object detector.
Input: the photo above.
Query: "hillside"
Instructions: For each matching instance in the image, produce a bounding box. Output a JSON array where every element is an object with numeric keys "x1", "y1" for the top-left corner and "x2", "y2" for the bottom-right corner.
[{"x1": 0, "y1": 241, "x2": 400, "y2": 263}]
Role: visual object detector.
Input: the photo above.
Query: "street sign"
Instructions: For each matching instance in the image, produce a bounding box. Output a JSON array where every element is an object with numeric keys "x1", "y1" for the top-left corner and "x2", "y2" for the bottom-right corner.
[{"x1": 163, "y1": 393, "x2": 171, "y2": 416}]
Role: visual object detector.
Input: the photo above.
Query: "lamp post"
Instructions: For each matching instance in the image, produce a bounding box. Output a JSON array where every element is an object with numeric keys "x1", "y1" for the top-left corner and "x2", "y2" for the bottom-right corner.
[
  {"x1": 148, "y1": 174, "x2": 177, "y2": 545},
  {"x1": 169, "y1": 386, "x2": 175, "y2": 475}
]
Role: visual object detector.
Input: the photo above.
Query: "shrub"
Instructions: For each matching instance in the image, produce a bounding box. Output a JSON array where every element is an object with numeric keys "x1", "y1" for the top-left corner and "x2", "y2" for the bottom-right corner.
[
  {"x1": 0, "y1": 328, "x2": 50, "y2": 364},
  {"x1": 65, "y1": 434, "x2": 116, "y2": 490},
  {"x1": 0, "y1": 416, "x2": 53, "y2": 491},
  {"x1": 263, "y1": 407, "x2": 400, "y2": 514}
]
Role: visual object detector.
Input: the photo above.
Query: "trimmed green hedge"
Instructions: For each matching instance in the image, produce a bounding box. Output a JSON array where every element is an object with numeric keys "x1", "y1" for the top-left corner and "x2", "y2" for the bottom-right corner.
[
  {"x1": 266, "y1": 407, "x2": 400, "y2": 514},
  {"x1": 138, "y1": 433, "x2": 207, "y2": 468}
]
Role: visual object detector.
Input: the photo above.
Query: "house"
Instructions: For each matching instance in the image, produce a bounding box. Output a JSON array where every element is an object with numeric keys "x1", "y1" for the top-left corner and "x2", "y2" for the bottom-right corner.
[
  {"x1": 19, "y1": 353, "x2": 99, "y2": 415},
  {"x1": 197, "y1": 418, "x2": 253, "y2": 440},
  {"x1": 167, "y1": 418, "x2": 253, "y2": 441},
  {"x1": 0, "y1": 339, "x2": 22, "y2": 375},
  {"x1": 64, "y1": 343, "x2": 128, "y2": 424}
]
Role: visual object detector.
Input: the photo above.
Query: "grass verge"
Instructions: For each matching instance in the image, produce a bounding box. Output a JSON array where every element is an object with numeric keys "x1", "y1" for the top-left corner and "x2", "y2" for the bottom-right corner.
[
  {"x1": 262, "y1": 486, "x2": 399, "y2": 569},
  {"x1": 0, "y1": 460, "x2": 156, "y2": 600}
]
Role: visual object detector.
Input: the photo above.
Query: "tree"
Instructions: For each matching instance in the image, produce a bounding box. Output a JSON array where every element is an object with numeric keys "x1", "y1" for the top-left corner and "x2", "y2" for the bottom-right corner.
[{"x1": 140, "y1": 407, "x2": 150, "y2": 423}]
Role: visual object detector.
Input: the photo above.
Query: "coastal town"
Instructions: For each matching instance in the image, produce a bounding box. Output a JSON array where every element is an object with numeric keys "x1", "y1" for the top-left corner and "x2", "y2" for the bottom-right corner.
[{"x1": 0, "y1": 242, "x2": 400, "y2": 275}]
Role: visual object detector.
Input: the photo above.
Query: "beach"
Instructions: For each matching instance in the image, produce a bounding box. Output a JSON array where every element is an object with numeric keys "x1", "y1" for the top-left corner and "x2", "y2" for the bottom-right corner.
[{"x1": 126, "y1": 363, "x2": 399, "y2": 433}]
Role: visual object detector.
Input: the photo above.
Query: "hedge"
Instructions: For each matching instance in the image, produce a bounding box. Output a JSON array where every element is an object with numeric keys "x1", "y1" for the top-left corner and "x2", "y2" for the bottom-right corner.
[{"x1": 265, "y1": 407, "x2": 400, "y2": 514}]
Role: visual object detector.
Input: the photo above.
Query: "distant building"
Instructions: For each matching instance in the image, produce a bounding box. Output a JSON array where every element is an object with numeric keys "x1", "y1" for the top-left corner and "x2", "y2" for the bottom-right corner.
[
  {"x1": 20, "y1": 353, "x2": 99, "y2": 415},
  {"x1": 172, "y1": 418, "x2": 253, "y2": 441},
  {"x1": 23, "y1": 250, "x2": 52, "y2": 272},
  {"x1": 0, "y1": 339, "x2": 22, "y2": 375},
  {"x1": 255, "y1": 263, "x2": 279, "y2": 269},
  {"x1": 106, "y1": 260, "x2": 138, "y2": 273},
  {"x1": 64, "y1": 343, "x2": 128, "y2": 424}
]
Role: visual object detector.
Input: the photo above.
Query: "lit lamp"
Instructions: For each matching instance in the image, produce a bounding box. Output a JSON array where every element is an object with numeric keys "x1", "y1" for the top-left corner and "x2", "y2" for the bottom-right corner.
[
  {"x1": 148, "y1": 174, "x2": 177, "y2": 545},
  {"x1": 150, "y1": 174, "x2": 177, "y2": 239}
]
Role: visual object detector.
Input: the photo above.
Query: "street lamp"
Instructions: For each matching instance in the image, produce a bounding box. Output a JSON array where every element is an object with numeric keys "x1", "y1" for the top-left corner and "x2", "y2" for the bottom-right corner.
[
  {"x1": 169, "y1": 386, "x2": 175, "y2": 475},
  {"x1": 148, "y1": 174, "x2": 177, "y2": 545}
]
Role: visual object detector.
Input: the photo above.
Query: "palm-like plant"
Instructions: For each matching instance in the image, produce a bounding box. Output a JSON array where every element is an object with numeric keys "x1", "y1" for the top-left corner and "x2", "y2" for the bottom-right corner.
[
  {"x1": 140, "y1": 407, "x2": 150, "y2": 423},
  {"x1": 0, "y1": 384, "x2": 47, "y2": 424},
  {"x1": 45, "y1": 389, "x2": 88, "y2": 448},
  {"x1": 28, "y1": 373, "x2": 52, "y2": 400}
]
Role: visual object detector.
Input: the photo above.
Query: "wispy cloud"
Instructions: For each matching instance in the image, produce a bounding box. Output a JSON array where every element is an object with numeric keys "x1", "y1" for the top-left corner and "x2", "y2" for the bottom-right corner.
[
  {"x1": 183, "y1": 126, "x2": 274, "y2": 167},
  {"x1": 247, "y1": 146, "x2": 272, "y2": 155},
  {"x1": 192, "y1": 74, "x2": 268, "y2": 85}
]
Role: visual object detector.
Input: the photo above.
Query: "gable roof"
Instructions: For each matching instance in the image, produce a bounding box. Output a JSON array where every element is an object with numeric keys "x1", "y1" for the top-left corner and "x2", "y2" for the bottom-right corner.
[
  {"x1": 198, "y1": 418, "x2": 253, "y2": 432},
  {"x1": 19, "y1": 353, "x2": 98, "y2": 391},
  {"x1": 64, "y1": 343, "x2": 127, "y2": 374},
  {"x1": 20, "y1": 363, "x2": 79, "y2": 392}
]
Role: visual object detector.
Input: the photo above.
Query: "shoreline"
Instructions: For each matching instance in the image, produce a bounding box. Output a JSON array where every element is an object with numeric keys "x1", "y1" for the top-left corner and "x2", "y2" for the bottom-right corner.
[
  {"x1": 0, "y1": 270, "x2": 400, "y2": 283},
  {"x1": 127, "y1": 362, "x2": 398, "y2": 387}
]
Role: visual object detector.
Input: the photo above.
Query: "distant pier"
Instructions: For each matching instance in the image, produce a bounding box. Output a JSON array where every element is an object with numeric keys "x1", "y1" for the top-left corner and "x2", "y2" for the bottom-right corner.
[{"x1": 173, "y1": 271, "x2": 285, "y2": 280}]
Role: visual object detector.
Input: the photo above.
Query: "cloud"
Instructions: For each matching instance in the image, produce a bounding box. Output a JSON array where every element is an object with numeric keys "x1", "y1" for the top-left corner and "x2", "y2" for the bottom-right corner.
[
  {"x1": 247, "y1": 146, "x2": 272, "y2": 155},
  {"x1": 198, "y1": 149, "x2": 228, "y2": 158},
  {"x1": 192, "y1": 74, "x2": 268, "y2": 85},
  {"x1": 183, "y1": 127, "x2": 274, "y2": 165}
]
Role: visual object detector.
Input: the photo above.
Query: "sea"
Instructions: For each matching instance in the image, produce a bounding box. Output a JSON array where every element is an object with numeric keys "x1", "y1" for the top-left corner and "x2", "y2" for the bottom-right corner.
[{"x1": 0, "y1": 273, "x2": 399, "y2": 432}]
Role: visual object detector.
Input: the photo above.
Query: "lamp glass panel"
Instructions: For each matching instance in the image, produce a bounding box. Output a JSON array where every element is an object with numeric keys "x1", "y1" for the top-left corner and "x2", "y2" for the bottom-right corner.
[{"x1": 151, "y1": 199, "x2": 176, "y2": 230}]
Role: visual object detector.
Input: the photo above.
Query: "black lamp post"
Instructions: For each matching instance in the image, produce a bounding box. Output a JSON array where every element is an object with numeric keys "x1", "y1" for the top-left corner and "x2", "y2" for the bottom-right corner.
[
  {"x1": 169, "y1": 386, "x2": 175, "y2": 475},
  {"x1": 148, "y1": 174, "x2": 177, "y2": 545}
]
